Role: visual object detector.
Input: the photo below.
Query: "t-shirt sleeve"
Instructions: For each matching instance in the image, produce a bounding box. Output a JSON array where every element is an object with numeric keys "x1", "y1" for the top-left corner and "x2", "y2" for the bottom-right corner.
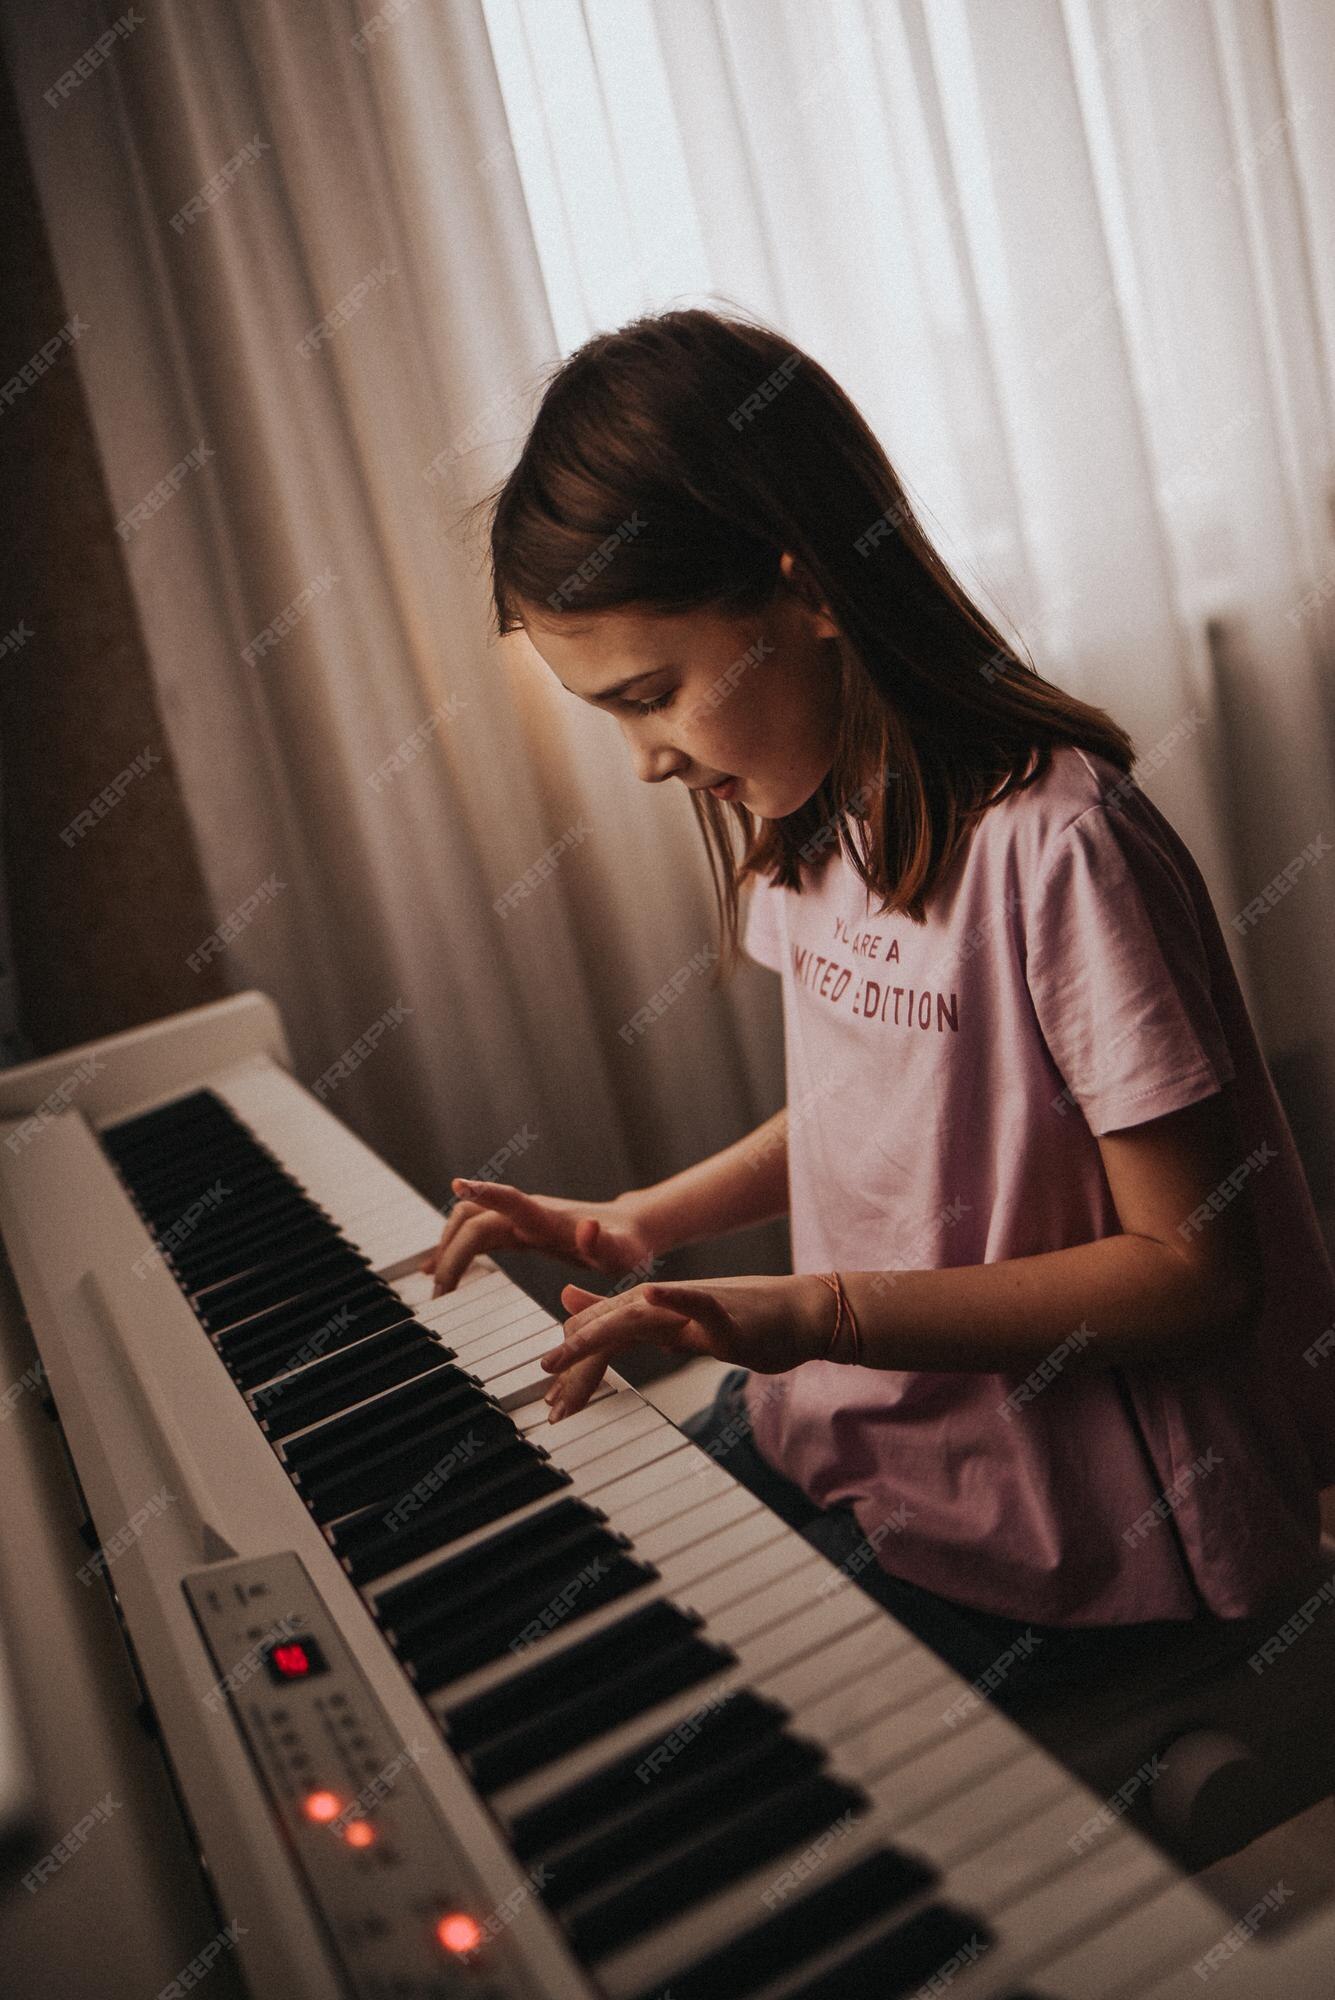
[
  {"x1": 742, "y1": 873, "x2": 784, "y2": 973},
  {"x1": 1025, "y1": 803, "x2": 1236, "y2": 1135}
]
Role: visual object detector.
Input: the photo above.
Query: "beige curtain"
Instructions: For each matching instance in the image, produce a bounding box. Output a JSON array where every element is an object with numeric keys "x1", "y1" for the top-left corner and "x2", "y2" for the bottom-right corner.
[
  {"x1": 6, "y1": 0, "x2": 1333, "y2": 1261},
  {"x1": 3, "y1": 0, "x2": 783, "y2": 1291}
]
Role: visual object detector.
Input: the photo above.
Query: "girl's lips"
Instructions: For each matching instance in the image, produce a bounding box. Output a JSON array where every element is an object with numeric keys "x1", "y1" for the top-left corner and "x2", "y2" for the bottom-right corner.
[{"x1": 707, "y1": 777, "x2": 738, "y2": 799}]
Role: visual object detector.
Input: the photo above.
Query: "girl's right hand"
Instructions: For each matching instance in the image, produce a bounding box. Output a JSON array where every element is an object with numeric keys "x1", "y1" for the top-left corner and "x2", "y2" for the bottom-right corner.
[{"x1": 421, "y1": 1179, "x2": 660, "y2": 1296}]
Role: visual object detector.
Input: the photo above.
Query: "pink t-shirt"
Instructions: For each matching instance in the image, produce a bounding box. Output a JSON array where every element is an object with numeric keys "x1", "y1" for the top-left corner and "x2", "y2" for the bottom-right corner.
[{"x1": 742, "y1": 745, "x2": 1335, "y2": 1624}]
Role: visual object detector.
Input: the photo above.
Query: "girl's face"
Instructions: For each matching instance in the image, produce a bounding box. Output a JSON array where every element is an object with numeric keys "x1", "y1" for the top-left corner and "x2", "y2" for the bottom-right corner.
[{"x1": 519, "y1": 553, "x2": 843, "y2": 820}]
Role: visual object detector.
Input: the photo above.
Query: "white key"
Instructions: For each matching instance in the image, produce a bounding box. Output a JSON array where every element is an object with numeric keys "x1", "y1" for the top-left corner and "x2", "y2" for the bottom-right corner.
[
  {"x1": 795, "y1": 1640, "x2": 953, "y2": 1748},
  {"x1": 632, "y1": 1484, "x2": 762, "y2": 1565},
  {"x1": 671, "y1": 1533, "x2": 824, "y2": 1619},
  {"x1": 936, "y1": 1821, "x2": 1176, "y2": 1997},
  {"x1": 425, "y1": 1291, "x2": 546, "y2": 1349},
  {"x1": 1103, "y1": 1876, "x2": 1309, "y2": 2000},
  {"x1": 762, "y1": 1615, "x2": 917, "y2": 1733},
  {"x1": 543, "y1": 1401, "x2": 663, "y2": 1472},
  {"x1": 881, "y1": 1735, "x2": 1065, "y2": 1866},
  {"x1": 610, "y1": 1457, "x2": 744, "y2": 1542},
  {"x1": 476, "y1": 1341, "x2": 567, "y2": 1405},
  {"x1": 566, "y1": 1432, "x2": 693, "y2": 1499},
  {"x1": 513, "y1": 1383, "x2": 621, "y2": 1437},
  {"x1": 575, "y1": 1445, "x2": 732, "y2": 1527},
  {"x1": 704, "y1": 1552, "x2": 838, "y2": 1649}
]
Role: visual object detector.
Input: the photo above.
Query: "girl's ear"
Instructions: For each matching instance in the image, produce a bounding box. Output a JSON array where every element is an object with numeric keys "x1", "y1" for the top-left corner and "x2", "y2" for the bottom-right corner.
[{"x1": 778, "y1": 549, "x2": 840, "y2": 640}]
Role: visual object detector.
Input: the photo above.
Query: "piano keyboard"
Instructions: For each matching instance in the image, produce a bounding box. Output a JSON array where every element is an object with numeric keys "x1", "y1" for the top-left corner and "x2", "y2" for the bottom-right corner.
[{"x1": 0, "y1": 993, "x2": 1329, "y2": 1998}]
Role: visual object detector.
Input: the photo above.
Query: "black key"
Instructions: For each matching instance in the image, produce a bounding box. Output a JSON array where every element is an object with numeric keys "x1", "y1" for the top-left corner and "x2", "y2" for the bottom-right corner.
[
  {"x1": 539, "y1": 1732, "x2": 827, "y2": 1911},
  {"x1": 124, "y1": 1149, "x2": 287, "y2": 1202},
  {"x1": 282, "y1": 1368, "x2": 487, "y2": 1474},
  {"x1": 186, "y1": 1228, "x2": 351, "y2": 1305},
  {"x1": 210, "y1": 1269, "x2": 389, "y2": 1352},
  {"x1": 226, "y1": 1295, "x2": 415, "y2": 1391},
  {"x1": 178, "y1": 1217, "x2": 336, "y2": 1274},
  {"x1": 131, "y1": 1168, "x2": 293, "y2": 1208},
  {"x1": 383, "y1": 1509, "x2": 614, "y2": 1640},
  {"x1": 780, "y1": 1904, "x2": 993, "y2": 2000},
  {"x1": 138, "y1": 1191, "x2": 315, "y2": 1251},
  {"x1": 103, "y1": 1083, "x2": 229, "y2": 1126},
  {"x1": 404, "y1": 1549, "x2": 653, "y2": 1694},
  {"x1": 333, "y1": 1447, "x2": 568, "y2": 1585},
  {"x1": 106, "y1": 1122, "x2": 256, "y2": 1169},
  {"x1": 473, "y1": 1634, "x2": 735, "y2": 1798},
  {"x1": 217, "y1": 1276, "x2": 394, "y2": 1364},
  {"x1": 196, "y1": 1246, "x2": 368, "y2": 1328},
  {"x1": 102, "y1": 1088, "x2": 236, "y2": 1143},
  {"x1": 625, "y1": 1847, "x2": 939, "y2": 2000},
  {"x1": 378, "y1": 1499, "x2": 602, "y2": 1631},
  {"x1": 561, "y1": 1773, "x2": 867, "y2": 1961},
  {"x1": 507, "y1": 1690, "x2": 788, "y2": 1855},
  {"x1": 254, "y1": 1326, "x2": 454, "y2": 1438},
  {"x1": 193, "y1": 1234, "x2": 365, "y2": 1305},
  {"x1": 446, "y1": 1601, "x2": 719, "y2": 1760},
  {"x1": 171, "y1": 1209, "x2": 337, "y2": 1284},
  {"x1": 298, "y1": 1409, "x2": 524, "y2": 1522},
  {"x1": 123, "y1": 1144, "x2": 290, "y2": 1190}
]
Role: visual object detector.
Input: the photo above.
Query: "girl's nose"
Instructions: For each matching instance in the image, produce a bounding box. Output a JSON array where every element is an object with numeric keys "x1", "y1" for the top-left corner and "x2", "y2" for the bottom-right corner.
[{"x1": 631, "y1": 744, "x2": 685, "y2": 785}]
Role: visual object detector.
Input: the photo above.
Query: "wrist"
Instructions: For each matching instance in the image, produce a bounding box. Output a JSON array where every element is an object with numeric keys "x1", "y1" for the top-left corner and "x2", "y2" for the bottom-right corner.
[
  {"x1": 615, "y1": 1185, "x2": 679, "y2": 1261},
  {"x1": 795, "y1": 1271, "x2": 839, "y2": 1363}
]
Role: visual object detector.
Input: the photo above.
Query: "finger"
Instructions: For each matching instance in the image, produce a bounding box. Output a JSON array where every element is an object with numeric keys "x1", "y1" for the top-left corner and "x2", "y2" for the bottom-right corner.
[
  {"x1": 452, "y1": 1177, "x2": 516, "y2": 1205},
  {"x1": 544, "y1": 1284, "x2": 634, "y2": 1364},
  {"x1": 451, "y1": 1178, "x2": 542, "y2": 1226},
  {"x1": 541, "y1": 1295, "x2": 691, "y2": 1373},
  {"x1": 429, "y1": 1189, "x2": 487, "y2": 1250},
  {"x1": 423, "y1": 1199, "x2": 476, "y2": 1279},
  {"x1": 560, "y1": 1281, "x2": 603, "y2": 1308},
  {"x1": 430, "y1": 1209, "x2": 515, "y2": 1294},
  {"x1": 547, "y1": 1352, "x2": 608, "y2": 1422},
  {"x1": 420, "y1": 1196, "x2": 464, "y2": 1270},
  {"x1": 547, "y1": 1286, "x2": 607, "y2": 1414}
]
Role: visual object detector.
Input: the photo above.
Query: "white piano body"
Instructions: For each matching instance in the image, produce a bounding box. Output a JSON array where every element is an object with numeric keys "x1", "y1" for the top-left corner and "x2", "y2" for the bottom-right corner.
[{"x1": 0, "y1": 990, "x2": 1328, "y2": 1999}]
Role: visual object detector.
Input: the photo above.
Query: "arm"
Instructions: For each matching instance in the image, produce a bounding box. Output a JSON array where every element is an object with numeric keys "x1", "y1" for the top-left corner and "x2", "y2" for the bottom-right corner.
[
  {"x1": 837, "y1": 1087, "x2": 1265, "y2": 1373},
  {"x1": 624, "y1": 1106, "x2": 789, "y2": 1256},
  {"x1": 541, "y1": 1089, "x2": 1269, "y2": 1410}
]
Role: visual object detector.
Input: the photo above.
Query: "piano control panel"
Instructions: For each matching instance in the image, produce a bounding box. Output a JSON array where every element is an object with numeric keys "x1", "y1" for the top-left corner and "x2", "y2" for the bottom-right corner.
[{"x1": 185, "y1": 1550, "x2": 521, "y2": 2000}]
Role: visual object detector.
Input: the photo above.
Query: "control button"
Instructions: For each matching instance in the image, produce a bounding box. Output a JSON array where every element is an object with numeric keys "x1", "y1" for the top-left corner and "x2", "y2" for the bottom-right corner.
[
  {"x1": 436, "y1": 1912, "x2": 483, "y2": 1956},
  {"x1": 264, "y1": 1636, "x2": 329, "y2": 1683}
]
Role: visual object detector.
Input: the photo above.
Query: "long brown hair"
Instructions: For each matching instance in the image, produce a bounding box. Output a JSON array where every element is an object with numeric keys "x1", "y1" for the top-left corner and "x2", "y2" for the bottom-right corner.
[{"x1": 480, "y1": 306, "x2": 1134, "y2": 974}]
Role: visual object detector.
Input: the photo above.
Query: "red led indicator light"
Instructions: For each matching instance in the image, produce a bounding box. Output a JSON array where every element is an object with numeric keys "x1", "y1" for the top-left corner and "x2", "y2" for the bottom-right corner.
[
  {"x1": 343, "y1": 1819, "x2": 375, "y2": 1848},
  {"x1": 436, "y1": 1912, "x2": 483, "y2": 1955},
  {"x1": 302, "y1": 1790, "x2": 343, "y2": 1824},
  {"x1": 272, "y1": 1642, "x2": 312, "y2": 1679}
]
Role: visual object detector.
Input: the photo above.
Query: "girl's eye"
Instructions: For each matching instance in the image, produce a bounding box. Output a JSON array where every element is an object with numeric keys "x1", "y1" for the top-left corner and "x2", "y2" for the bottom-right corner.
[{"x1": 630, "y1": 691, "x2": 674, "y2": 715}]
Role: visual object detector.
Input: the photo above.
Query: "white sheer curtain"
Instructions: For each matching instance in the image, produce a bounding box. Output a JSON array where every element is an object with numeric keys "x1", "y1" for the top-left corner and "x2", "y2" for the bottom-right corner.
[
  {"x1": 483, "y1": 0, "x2": 1335, "y2": 1241},
  {"x1": 7, "y1": 0, "x2": 1334, "y2": 1253}
]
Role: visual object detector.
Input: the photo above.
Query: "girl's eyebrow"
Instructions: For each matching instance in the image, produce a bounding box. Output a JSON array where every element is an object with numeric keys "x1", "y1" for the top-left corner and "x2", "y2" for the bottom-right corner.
[{"x1": 562, "y1": 666, "x2": 676, "y2": 702}]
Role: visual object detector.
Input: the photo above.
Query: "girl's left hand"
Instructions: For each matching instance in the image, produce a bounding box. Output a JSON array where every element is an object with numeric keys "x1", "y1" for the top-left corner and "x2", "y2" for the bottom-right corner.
[{"x1": 540, "y1": 1274, "x2": 826, "y2": 1420}]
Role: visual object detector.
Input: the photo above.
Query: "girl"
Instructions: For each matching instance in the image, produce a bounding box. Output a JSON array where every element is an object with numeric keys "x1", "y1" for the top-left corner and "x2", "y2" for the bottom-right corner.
[{"x1": 425, "y1": 306, "x2": 1335, "y2": 1702}]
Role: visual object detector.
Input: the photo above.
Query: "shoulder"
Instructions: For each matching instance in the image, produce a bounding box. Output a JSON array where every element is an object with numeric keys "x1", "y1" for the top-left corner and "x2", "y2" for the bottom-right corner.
[
  {"x1": 978, "y1": 747, "x2": 1213, "y2": 960},
  {"x1": 974, "y1": 744, "x2": 1151, "y2": 884},
  {"x1": 986, "y1": 743, "x2": 1122, "y2": 841}
]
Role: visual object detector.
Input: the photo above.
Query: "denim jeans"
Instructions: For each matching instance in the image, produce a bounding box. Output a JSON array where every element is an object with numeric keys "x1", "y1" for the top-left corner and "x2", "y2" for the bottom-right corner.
[{"x1": 680, "y1": 1367, "x2": 1223, "y2": 1709}]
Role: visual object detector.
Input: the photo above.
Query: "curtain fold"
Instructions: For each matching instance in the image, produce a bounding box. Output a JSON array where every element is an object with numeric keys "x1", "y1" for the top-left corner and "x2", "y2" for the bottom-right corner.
[
  {"x1": 8, "y1": 0, "x2": 1333, "y2": 1256},
  {"x1": 6, "y1": 0, "x2": 782, "y2": 1281}
]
